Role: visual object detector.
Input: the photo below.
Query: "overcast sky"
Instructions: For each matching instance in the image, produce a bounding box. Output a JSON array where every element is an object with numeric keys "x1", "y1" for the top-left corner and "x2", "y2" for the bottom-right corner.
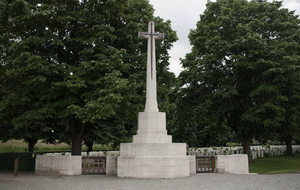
[{"x1": 148, "y1": 0, "x2": 300, "y2": 76}]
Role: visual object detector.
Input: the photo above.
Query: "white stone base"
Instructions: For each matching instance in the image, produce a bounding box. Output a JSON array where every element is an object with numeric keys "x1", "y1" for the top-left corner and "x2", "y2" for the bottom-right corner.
[
  {"x1": 118, "y1": 142, "x2": 190, "y2": 178},
  {"x1": 133, "y1": 112, "x2": 172, "y2": 143},
  {"x1": 120, "y1": 143, "x2": 186, "y2": 157},
  {"x1": 117, "y1": 110, "x2": 190, "y2": 178},
  {"x1": 132, "y1": 134, "x2": 172, "y2": 143},
  {"x1": 117, "y1": 156, "x2": 190, "y2": 178}
]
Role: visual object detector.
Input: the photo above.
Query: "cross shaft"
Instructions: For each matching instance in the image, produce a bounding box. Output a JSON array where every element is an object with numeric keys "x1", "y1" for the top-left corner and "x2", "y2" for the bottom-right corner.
[{"x1": 138, "y1": 21, "x2": 164, "y2": 112}]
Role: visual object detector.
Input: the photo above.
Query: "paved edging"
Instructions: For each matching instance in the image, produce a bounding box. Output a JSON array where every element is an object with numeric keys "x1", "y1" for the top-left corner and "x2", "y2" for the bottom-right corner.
[{"x1": 1, "y1": 173, "x2": 299, "y2": 190}]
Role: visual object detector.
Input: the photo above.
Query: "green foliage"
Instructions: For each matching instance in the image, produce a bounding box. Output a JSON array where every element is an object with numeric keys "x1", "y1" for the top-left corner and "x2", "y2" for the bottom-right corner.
[
  {"x1": 0, "y1": 140, "x2": 114, "y2": 153},
  {"x1": 179, "y1": 0, "x2": 300, "y2": 160},
  {"x1": 226, "y1": 142, "x2": 240, "y2": 147},
  {"x1": 210, "y1": 146, "x2": 217, "y2": 150},
  {"x1": 0, "y1": 152, "x2": 39, "y2": 172},
  {"x1": 172, "y1": 86, "x2": 239, "y2": 147},
  {"x1": 0, "y1": 0, "x2": 177, "y2": 154}
]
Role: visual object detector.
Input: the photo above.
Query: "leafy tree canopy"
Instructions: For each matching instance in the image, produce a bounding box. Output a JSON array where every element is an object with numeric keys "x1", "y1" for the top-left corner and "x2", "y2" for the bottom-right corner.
[
  {"x1": 180, "y1": 0, "x2": 300, "y2": 160},
  {"x1": 0, "y1": 0, "x2": 177, "y2": 154}
]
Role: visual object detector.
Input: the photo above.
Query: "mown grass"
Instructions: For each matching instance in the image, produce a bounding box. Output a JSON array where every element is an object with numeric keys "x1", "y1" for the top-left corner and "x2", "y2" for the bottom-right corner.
[
  {"x1": 249, "y1": 153, "x2": 300, "y2": 174},
  {"x1": 0, "y1": 140, "x2": 113, "y2": 153}
]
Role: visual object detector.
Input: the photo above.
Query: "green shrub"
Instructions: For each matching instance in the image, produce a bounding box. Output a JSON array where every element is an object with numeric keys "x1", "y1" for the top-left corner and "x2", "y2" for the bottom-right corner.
[
  {"x1": 0, "y1": 153, "x2": 14, "y2": 171},
  {"x1": 226, "y1": 142, "x2": 239, "y2": 147},
  {"x1": 0, "y1": 152, "x2": 40, "y2": 172}
]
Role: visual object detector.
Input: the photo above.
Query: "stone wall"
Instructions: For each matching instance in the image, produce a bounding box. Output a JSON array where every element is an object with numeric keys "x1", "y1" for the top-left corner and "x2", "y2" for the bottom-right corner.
[
  {"x1": 189, "y1": 155, "x2": 196, "y2": 175},
  {"x1": 106, "y1": 156, "x2": 118, "y2": 176},
  {"x1": 215, "y1": 154, "x2": 248, "y2": 174},
  {"x1": 35, "y1": 155, "x2": 82, "y2": 175}
]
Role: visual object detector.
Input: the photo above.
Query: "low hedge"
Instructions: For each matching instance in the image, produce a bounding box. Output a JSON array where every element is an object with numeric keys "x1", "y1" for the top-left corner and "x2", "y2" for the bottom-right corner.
[{"x1": 0, "y1": 152, "x2": 39, "y2": 172}]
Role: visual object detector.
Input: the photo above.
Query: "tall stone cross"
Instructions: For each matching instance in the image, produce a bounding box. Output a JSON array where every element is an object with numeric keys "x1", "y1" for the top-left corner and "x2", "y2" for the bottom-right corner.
[{"x1": 139, "y1": 21, "x2": 164, "y2": 112}]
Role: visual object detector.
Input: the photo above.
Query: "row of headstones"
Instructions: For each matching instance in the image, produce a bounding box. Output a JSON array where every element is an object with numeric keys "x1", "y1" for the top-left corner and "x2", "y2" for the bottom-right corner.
[
  {"x1": 188, "y1": 149, "x2": 243, "y2": 156},
  {"x1": 252, "y1": 145, "x2": 300, "y2": 159},
  {"x1": 87, "y1": 151, "x2": 119, "y2": 157},
  {"x1": 45, "y1": 152, "x2": 72, "y2": 156},
  {"x1": 44, "y1": 151, "x2": 119, "y2": 156},
  {"x1": 42, "y1": 145, "x2": 300, "y2": 158},
  {"x1": 187, "y1": 145, "x2": 300, "y2": 160},
  {"x1": 188, "y1": 145, "x2": 300, "y2": 154}
]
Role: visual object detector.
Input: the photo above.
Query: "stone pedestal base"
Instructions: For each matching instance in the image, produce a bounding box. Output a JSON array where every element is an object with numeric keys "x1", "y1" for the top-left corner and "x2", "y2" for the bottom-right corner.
[
  {"x1": 117, "y1": 111, "x2": 190, "y2": 178},
  {"x1": 133, "y1": 112, "x2": 172, "y2": 143},
  {"x1": 117, "y1": 143, "x2": 190, "y2": 178},
  {"x1": 118, "y1": 156, "x2": 189, "y2": 178}
]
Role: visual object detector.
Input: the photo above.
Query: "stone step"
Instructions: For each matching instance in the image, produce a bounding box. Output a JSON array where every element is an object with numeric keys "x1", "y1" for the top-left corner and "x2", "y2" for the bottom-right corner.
[
  {"x1": 117, "y1": 155, "x2": 190, "y2": 178},
  {"x1": 119, "y1": 143, "x2": 186, "y2": 157},
  {"x1": 132, "y1": 134, "x2": 172, "y2": 143}
]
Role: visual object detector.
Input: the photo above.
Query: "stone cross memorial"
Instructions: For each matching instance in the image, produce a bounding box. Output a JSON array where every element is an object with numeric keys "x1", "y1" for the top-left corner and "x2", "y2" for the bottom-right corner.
[
  {"x1": 138, "y1": 21, "x2": 163, "y2": 112},
  {"x1": 117, "y1": 21, "x2": 190, "y2": 178}
]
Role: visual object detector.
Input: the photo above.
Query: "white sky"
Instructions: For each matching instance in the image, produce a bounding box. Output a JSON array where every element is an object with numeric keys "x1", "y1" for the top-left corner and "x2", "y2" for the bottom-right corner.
[{"x1": 149, "y1": 0, "x2": 300, "y2": 76}]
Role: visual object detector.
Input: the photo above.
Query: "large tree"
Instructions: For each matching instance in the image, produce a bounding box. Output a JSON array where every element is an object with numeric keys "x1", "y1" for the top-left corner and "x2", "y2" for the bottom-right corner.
[
  {"x1": 180, "y1": 0, "x2": 300, "y2": 161},
  {"x1": 0, "y1": 0, "x2": 177, "y2": 155}
]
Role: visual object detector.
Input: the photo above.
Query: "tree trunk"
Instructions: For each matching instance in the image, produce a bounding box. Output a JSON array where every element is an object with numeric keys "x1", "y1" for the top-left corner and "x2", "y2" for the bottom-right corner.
[
  {"x1": 285, "y1": 135, "x2": 294, "y2": 156},
  {"x1": 241, "y1": 136, "x2": 252, "y2": 163},
  {"x1": 69, "y1": 115, "x2": 94, "y2": 156},
  {"x1": 26, "y1": 138, "x2": 38, "y2": 152},
  {"x1": 87, "y1": 141, "x2": 93, "y2": 152},
  {"x1": 71, "y1": 136, "x2": 83, "y2": 156}
]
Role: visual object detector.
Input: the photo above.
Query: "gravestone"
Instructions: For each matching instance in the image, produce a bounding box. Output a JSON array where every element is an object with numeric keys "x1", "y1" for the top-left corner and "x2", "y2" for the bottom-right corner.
[{"x1": 117, "y1": 21, "x2": 190, "y2": 178}]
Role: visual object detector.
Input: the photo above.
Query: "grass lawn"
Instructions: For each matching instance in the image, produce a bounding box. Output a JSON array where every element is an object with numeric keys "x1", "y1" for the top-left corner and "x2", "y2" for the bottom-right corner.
[{"x1": 249, "y1": 153, "x2": 300, "y2": 174}]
